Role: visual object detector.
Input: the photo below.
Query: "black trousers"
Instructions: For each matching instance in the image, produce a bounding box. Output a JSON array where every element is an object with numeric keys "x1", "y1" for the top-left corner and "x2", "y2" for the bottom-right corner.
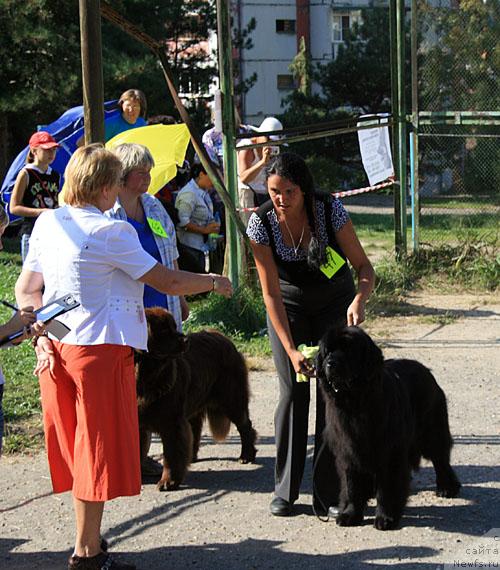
[
  {"x1": 177, "y1": 243, "x2": 206, "y2": 274},
  {"x1": 268, "y1": 274, "x2": 354, "y2": 507}
]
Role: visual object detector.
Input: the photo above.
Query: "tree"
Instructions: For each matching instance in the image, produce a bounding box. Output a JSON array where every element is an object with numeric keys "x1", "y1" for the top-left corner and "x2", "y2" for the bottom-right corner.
[
  {"x1": 419, "y1": 0, "x2": 500, "y2": 112},
  {"x1": 0, "y1": 1, "x2": 82, "y2": 174},
  {"x1": 279, "y1": 9, "x2": 395, "y2": 189},
  {"x1": 0, "y1": 0, "x2": 227, "y2": 177},
  {"x1": 289, "y1": 36, "x2": 312, "y2": 97},
  {"x1": 418, "y1": 0, "x2": 500, "y2": 196},
  {"x1": 316, "y1": 8, "x2": 392, "y2": 114}
]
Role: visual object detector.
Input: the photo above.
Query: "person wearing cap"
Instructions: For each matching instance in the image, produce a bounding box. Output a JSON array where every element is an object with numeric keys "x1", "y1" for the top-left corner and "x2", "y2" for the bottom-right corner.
[
  {"x1": 10, "y1": 131, "x2": 61, "y2": 260},
  {"x1": 237, "y1": 116, "x2": 283, "y2": 223}
]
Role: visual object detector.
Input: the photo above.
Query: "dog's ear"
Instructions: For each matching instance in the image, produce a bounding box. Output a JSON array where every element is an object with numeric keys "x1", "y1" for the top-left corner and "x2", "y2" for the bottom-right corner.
[
  {"x1": 316, "y1": 326, "x2": 342, "y2": 378},
  {"x1": 360, "y1": 328, "x2": 384, "y2": 375}
]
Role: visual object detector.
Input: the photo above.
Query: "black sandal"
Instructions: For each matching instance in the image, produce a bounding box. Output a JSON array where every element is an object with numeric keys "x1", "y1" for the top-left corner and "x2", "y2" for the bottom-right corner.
[{"x1": 68, "y1": 552, "x2": 136, "y2": 570}]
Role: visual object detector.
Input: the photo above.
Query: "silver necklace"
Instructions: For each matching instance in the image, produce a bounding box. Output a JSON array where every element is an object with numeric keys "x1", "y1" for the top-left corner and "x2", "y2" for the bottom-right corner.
[{"x1": 282, "y1": 217, "x2": 305, "y2": 256}]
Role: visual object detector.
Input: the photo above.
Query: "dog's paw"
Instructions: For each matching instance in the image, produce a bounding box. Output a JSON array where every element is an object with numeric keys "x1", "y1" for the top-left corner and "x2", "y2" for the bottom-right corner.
[
  {"x1": 156, "y1": 478, "x2": 180, "y2": 492},
  {"x1": 336, "y1": 510, "x2": 363, "y2": 526},
  {"x1": 239, "y1": 449, "x2": 257, "y2": 464},
  {"x1": 436, "y1": 481, "x2": 461, "y2": 498},
  {"x1": 374, "y1": 514, "x2": 398, "y2": 531}
]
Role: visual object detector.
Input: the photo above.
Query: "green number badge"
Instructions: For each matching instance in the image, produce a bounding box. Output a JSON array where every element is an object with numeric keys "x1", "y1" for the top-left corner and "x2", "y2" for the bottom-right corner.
[
  {"x1": 320, "y1": 246, "x2": 346, "y2": 279},
  {"x1": 147, "y1": 217, "x2": 168, "y2": 238}
]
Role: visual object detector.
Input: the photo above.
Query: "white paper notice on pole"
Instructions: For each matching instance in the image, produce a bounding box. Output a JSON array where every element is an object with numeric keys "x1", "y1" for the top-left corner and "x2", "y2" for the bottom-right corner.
[{"x1": 357, "y1": 115, "x2": 394, "y2": 186}]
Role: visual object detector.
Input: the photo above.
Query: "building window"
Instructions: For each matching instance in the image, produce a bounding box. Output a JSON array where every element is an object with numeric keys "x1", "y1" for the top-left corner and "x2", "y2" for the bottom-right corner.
[
  {"x1": 331, "y1": 12, "x2": 360, "y2": 58},
  {"x1": 276, "y1": 19, "x2": 296, "y2": 34},
  {"x1": 277, "y1": 74, "x2": 295, "y2": 90},
  {"x1": 332, "y1": 14, "x2": 351, "y2": 42}
]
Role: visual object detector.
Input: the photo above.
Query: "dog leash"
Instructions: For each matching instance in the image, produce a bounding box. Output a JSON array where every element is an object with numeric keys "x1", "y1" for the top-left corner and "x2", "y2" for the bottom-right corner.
[{"x1": 311, "y1": 439, "x2": 334, "y2": 523}]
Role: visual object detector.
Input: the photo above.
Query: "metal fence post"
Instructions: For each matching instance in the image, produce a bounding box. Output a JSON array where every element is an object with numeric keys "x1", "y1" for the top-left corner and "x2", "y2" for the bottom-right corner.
[
  {"x1": 216, "y1": 0, "x2": 242, "y2": 288},
  {"x1": 410, "y1": 0, "x2": 419, "y2": 253},
  {"x1": 396, "y1": 0, "x2": 408, "y2": 257}
]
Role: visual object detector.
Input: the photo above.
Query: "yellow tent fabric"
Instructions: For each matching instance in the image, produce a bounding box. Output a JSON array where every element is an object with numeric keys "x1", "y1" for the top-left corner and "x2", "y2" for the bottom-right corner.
[
  {"x1": 58, "y1": 124, "x2": 190, "y2": 204},
  {"x1": 106, "y1": 124, "x2": 190, "y2": 195}
]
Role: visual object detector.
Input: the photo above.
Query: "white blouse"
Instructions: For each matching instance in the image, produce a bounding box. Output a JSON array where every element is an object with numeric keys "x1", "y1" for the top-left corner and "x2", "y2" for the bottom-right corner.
[{"x1": 24, "y1": 205, "x2": 157, "y2": 350}]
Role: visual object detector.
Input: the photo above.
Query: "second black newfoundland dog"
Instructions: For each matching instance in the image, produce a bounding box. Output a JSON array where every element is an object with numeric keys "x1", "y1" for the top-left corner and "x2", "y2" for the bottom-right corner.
[
  {"x1": 135, "y1": 308, "x2": 257, "y2": 491},
  {"x1": 316, "y1": 326, "x2": 461, "y2": 530}
]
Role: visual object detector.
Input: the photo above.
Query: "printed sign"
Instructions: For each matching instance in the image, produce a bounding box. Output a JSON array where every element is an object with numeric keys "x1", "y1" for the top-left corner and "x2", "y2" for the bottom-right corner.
[{"x1": 357, "y1": 114, "x2": 394, "y2": 186}]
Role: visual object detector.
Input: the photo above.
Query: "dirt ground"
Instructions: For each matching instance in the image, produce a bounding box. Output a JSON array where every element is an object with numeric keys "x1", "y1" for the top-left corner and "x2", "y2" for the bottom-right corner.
[{"x1": 1, "y1": 292, "x2": 499, "y2": 570}]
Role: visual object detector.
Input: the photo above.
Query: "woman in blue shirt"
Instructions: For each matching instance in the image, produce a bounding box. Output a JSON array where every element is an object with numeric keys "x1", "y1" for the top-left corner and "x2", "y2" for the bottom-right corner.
[
  {"x1": 105, "y1": 89, "x2": 148, "y2": 142},
  {"x1": 108, "y1": 143, "x2": 189, "y2": 329}
]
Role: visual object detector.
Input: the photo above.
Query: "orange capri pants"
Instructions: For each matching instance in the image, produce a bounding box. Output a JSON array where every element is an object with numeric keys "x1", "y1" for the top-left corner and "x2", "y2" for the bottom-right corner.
[{"x1": 38, "y1": 342, "x2": 141, "y2": 501}]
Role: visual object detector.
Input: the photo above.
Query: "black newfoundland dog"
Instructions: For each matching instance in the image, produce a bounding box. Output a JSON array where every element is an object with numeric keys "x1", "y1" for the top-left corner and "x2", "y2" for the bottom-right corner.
[
  {"x1": 135, "y1": 307, "x2": 257, "y2": 491},
  {"x1": 316, "y1": 326, "x2": 461, "y2": 530}
]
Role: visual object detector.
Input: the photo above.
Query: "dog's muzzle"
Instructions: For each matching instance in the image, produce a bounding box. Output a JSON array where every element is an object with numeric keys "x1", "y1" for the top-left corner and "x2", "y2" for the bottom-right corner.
[{"x1": 323, "y1": 362, "x2": 341, "y2": 393}]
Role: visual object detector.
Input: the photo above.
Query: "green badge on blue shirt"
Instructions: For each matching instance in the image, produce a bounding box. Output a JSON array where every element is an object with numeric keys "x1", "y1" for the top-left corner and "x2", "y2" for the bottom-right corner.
[
  {"x1": 320, "y1": 245, "x2": 346, "y2": 279},
  {"x1": 147, "y1": 217, "x2": 168, "y2": 238}
]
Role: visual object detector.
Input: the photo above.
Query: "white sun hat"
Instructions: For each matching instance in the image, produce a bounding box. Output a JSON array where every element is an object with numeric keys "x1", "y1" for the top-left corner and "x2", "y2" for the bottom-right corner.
[{"x1": 256, "y1": 117, "x2": 283, "y2": 140}]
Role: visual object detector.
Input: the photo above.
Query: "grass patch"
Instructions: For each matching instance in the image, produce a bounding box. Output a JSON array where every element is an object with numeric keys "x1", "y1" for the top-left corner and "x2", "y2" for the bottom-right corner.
[
  {"x1": 0, "y1": 237, "x2": 43, "y2": 453},
  {"x1": 418, "y1": 312, "x2": 459, "y2": 326},
  {"x1": 369, "y1": 235, "x2": 499, "y2": 316},
  {"x1": 184, "y1": 285, "x2": 272, "y2": 357},
  {"x1": 420, "y1": 197, "x2": 498, "y2": 209}
]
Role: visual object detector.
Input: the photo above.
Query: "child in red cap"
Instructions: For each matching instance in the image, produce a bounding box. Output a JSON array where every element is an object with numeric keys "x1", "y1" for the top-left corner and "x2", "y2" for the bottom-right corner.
[{"x1": 10, "y1": 131, "x2": 61, "y2": 260}]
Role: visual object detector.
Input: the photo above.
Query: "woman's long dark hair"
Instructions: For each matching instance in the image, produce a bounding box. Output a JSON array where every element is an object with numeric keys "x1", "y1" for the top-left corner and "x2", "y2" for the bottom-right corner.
[{"x1": 265, "y1": 152, "x2": 326, "y2": 269}]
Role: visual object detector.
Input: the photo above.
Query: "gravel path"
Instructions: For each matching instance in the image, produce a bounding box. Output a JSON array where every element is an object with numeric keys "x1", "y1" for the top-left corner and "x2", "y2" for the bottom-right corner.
[{"x1": 1, "y1": 293, "x2": 499, "y2": 570}]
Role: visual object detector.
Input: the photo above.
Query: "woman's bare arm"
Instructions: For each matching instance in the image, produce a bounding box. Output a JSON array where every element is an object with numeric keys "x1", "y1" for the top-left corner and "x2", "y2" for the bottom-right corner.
[
  {"x1": 139, "y1": 263, "x2": 232, "y2": 298},
  {"x1": 237, "y1": 146, "x2": 271, "y2": 185},
  {"x1": 335, "y1": 219, "x2": 375, "y2": 326},
  {"x1": 10, "y1": 170, "x2": 47, "y2": 218},
  {"x1": 251, "y1": 241, "x2": 312, "y2": 376}
]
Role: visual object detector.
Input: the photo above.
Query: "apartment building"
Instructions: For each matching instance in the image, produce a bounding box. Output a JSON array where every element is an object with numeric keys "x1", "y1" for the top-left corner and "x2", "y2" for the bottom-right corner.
[{"x1": 233, "y1": 0, "x2": 373, "y2": 124}]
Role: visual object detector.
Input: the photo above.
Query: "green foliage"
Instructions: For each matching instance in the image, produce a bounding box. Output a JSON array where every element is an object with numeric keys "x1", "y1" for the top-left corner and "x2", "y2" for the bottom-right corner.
[
  {"x1": 289, "y1": 37, "x2": 312, "y2": 96},
  {"x1": 0, "y1": 238, "x2": 42, "y2": 452},
  {"x1": 315, "y1": 8, "x2": 394, "y2": 114},
  {"x1": 305, "y1": 155, "x2": 366, "y2": 193},
  {"x1": 279, "y1": 8, "x2": 404, "y2": 189},
  {"x1": 0, "y1": 0, "x2": 223, "y2": 170},
  {"x1": 0, "y1": 0, "x2": 82, "y2": 150},
  {"x1": 185, "y1": 285, "x2": 267, "y2": 339},
  {"x1": 419, "y1": 0, "x2": 500, "y2": 112}
]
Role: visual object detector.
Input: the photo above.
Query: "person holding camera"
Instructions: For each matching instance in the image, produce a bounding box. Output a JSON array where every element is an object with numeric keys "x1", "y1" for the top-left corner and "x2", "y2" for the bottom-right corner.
[
  {"x1": 237, "y1": 117, "x2": 283, "y2": 223},
  {"x1": 175, "y1": 163, "x2": 220, "y2": 274}
]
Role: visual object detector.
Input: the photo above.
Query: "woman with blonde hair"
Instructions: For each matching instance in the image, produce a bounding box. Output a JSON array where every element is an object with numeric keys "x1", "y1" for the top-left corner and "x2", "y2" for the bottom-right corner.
[{"x1": 16, "y1": 144, "x2": 232, "y2": 570}]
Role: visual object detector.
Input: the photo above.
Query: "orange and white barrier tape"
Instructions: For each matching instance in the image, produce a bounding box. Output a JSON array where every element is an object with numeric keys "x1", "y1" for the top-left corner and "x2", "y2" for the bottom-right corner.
[
  {"x1": 236, "y1": 180, "x2": 395, "y2": 213},
  {"x1": 331, "y1": 179, "x2": 394, "y2": 199}
]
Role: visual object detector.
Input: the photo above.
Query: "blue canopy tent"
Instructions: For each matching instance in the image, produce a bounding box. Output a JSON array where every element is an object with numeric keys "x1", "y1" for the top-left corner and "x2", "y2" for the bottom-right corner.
[{"x1": 1, "y1": 101, "x2": 119, "y2": 224}]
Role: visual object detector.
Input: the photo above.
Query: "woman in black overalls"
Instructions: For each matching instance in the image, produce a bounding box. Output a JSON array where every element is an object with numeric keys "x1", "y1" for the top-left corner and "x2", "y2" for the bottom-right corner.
[{"x1": 247, "y1": 152, "x2": 375, "y2": 516}]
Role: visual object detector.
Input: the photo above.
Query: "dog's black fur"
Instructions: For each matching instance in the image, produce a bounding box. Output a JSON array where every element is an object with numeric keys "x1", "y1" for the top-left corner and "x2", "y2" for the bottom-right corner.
[
  {"x1": 316, "y1": 326, "x2": 461, "y2": 530},
  {"x1": 136, "y1": 307, "x2": 257, "y2": 491}
]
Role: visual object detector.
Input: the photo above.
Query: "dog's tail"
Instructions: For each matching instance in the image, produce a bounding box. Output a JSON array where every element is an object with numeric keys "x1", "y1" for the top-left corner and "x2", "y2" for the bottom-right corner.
[{"x1": 207, "y1": 408, "x2": 231, "y2": 442}]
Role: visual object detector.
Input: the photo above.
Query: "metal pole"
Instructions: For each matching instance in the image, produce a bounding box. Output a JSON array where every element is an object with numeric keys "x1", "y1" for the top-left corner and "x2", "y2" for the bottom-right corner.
[
  {"x1": 409, "y1": 132, "x2": 419, "y2": 252},
  {"x1": 410, "y1": 0, "x2": 420, "y2": 253},
  {"x1": 79, "y1": 0, "x2": 105, "y2": 144},
  {"x1": 216, "y1": 0, "x2": 241, "y2": 288},
  {"x1": 396, "y1": 0, "x2": 408, "y2": 256},
  {"x1": 389, "y1": 0, "x2": 402, "y2": 255}
]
